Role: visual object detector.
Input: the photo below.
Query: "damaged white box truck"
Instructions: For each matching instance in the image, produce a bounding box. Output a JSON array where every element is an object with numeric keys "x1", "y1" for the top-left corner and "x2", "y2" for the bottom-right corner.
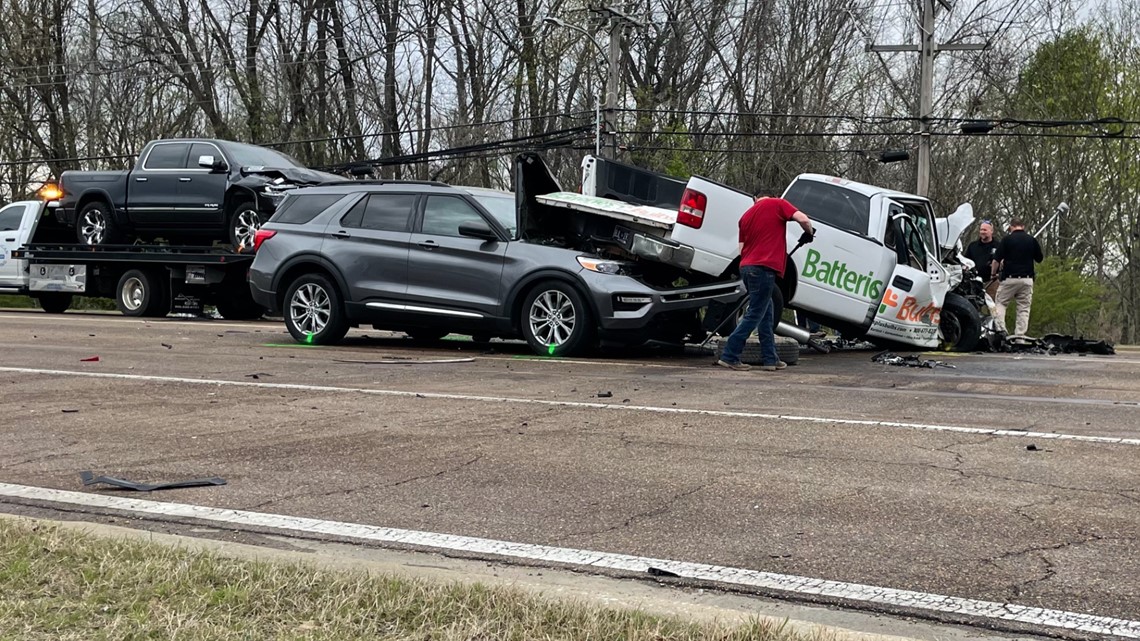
[{"x1": 528, "y1": 153, "x2": 982, "y2": 351}]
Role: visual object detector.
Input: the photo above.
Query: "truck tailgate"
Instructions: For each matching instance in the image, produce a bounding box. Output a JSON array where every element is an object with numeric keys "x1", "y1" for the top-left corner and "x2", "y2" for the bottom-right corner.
[{"x1": 536, "y1": 192, "x2": 677, "y2": 230}]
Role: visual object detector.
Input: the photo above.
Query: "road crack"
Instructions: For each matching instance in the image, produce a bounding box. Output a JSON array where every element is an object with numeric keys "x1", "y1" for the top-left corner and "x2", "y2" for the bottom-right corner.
[
  {"x1": 245, "y1": 455, "x2": 482, "y2": 511},
  {"x1": 553, "y1": 480, "x2": 716, "y2": 542}
]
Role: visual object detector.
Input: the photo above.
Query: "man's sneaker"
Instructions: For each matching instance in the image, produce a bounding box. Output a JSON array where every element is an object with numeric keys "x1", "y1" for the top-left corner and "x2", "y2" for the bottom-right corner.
[
  {"x1": 759, "y1": 360, "x2": 788, "y2": 371},
  {"x1": 716, "y1": 359, "x2": 751, "y2": 371}
]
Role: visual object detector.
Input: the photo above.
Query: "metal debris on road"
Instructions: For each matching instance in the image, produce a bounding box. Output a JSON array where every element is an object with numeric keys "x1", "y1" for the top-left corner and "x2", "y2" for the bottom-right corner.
[
  {"x1": 79, "y1": 471, "x2": 226, "y2": 492},
  {"x1": 597, "y1": 391, "x2": 613, "y2": 398},
  {"x1": 872, "y1": 351, "x2": 957, "y2": 369},
  {"x1": 985, "y1": 333, "x2": 1115, "y2": 355}
]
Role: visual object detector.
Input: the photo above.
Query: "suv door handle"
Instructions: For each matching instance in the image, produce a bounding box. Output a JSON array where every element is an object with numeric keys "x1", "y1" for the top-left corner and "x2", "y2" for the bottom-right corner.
[
  {"x1": 331, "y1": 230, "x2": 351, "y2": 239},
  {"x1": 418, "y1": 240, "x2": 438, "y2": 250},
  {"x1": 179, "y1": 177, "x2": 192, "y2": 182},
  {"x1": 135, "y1": 177, "x2": 148, "y2": 182},
  {"x1": 3, "y1": 237, "x2": 15, "y2": 242}
]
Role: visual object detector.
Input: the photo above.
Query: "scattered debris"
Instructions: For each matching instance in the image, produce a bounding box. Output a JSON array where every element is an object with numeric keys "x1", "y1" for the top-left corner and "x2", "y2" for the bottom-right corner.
[
  {"x1": 822, "y1": 337, "x2": 877, "y2": 351},
  {"x1": 244, "y1": 373, "x2": 274, "y2": 379},
  {"x1": 647, "y1": 566, "x2": 681, "y2": 578},
  {"x1": 79, "y1": 356, "x2": 100, "y2": 362},
  {"x1": 161, "y1": 343, "x2": 173, "y2": 349},
  {"x1": 331, "y1": 358, "x2": 475, "y2": 365},
  {"x1": 597, "y1": 391, "x2": 613, "y2": 398},
  {"x1": 1026, "y1": 444, "x2": 1039, "y2": 452},
  {"x1": 872, "y1": 351, "x2": 956, "y2": 369},
  {"x1": 984, "y1": 331, "x2": 1115, "y2": 355},
  {"x1": 61, "y1": 409, "x2": 80, "y2": 413},
  {"x1": 79, "y1": 471, "x2": 226, "y2": 492}
]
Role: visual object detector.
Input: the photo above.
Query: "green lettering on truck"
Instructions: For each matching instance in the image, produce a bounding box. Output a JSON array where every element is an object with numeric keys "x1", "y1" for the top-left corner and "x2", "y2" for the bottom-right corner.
[{"x1": 802, "y1": 249, "x2": 884, "y2": 300}]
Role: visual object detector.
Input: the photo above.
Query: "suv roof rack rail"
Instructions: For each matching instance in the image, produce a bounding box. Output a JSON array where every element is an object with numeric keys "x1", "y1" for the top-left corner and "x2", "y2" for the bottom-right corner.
[{"x1": 317, "y1": 179, "x2": 451, "y2": 187}]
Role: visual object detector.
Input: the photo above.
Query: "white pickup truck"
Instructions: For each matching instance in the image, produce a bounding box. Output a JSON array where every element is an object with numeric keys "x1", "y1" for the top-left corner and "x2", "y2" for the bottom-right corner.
[{"x1": 531, "y1": 155, "x2": 981, "y2": 351}]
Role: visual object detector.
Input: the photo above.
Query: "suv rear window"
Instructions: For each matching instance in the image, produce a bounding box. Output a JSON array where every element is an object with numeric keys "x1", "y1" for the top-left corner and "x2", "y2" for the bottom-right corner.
[
  {"x1": 340, "y1": 193, "x2": 417, "y2": 232},
  {"x1": 783, "y1": 180, "x2": 871, "y2": 236},
  {"x1": 271, "y1": 194, "x2": 343, "y2": 224}
]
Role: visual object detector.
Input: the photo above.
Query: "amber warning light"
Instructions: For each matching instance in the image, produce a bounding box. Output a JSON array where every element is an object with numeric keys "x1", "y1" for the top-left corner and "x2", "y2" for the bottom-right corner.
[{"x1": 39, "y1": 183, "x2": 63, "y2": 201}]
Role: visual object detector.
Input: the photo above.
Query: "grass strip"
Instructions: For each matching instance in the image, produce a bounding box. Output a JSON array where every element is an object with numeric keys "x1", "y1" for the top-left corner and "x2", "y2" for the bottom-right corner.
[{"x1": 0, "y1": 519, "x2": 827, "y2": 641}]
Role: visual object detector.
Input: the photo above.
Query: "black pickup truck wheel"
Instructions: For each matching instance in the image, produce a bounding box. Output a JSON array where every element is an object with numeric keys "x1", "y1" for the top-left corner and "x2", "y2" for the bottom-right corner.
[
  {"x1": 228, "y1": 205, "x2": 263, "y2": 250},
  {"x1": 76, "y1": 201, "x2": 123, "y2": 245}
]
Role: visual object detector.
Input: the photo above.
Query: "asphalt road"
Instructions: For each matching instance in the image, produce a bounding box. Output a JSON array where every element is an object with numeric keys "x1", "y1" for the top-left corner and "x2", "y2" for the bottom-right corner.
[{"x1": 1, "y1": 310, "x2": 1138, "y2": 638}]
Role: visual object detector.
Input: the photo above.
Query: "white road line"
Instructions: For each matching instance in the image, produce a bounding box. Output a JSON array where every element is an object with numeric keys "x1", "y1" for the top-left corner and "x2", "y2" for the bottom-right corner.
[
  {"x1": 2, "y1": 366, "x2": 1138, "y2": 447},
  {"x1": 0, "y1": 482, "x2": 1135, "y2": 638},
  {"x1": 0, "y1": 311, "x2": 280, "y2": 331}
]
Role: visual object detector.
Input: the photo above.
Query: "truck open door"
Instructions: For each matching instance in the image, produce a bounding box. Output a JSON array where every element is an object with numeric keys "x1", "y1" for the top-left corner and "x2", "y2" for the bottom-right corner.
[{"x1": 865, "y1": 200, "x2": 948, "y2": 348}]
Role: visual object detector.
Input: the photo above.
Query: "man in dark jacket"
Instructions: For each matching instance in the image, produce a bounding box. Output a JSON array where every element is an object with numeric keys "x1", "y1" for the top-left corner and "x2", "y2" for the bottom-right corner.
[
  {"x1": 964, "y1": 220, "x2": 999, "y2": 300},
  {"x1": 991, "y1": 217, "x2": 1044, "y2": 336}
]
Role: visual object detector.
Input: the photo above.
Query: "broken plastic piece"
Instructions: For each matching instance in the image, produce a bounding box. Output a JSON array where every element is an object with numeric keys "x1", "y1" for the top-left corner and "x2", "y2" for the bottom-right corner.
[
  {"x1": 79, "y1": 471, "x2": 226, "y2": 492},
  {"x1": 80, "y1": 356, "x2": 100, "y2": 362}
]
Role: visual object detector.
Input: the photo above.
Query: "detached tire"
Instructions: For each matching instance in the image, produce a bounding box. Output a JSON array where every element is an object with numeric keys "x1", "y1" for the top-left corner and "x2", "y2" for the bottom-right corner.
[
  {"x1": 36, "y1": 293, "x2": 73, "y2": 314},
  {"x1": 520, "y1": 281, "x2": 594, "y2": 357},
  {"x1": 716, "y1": 336, "x2": 800, "y2": 366},
  {"x1": 76, "y1": 201, "x2": 123, "y2": 245},
  {"x1": 283, "y1": 273, "x2": 349, "y2": 345},
  {"x1": 227, "y1": 204, "x2": 263, "y2": 250},
  {"x1": 115, "y1": 269, "x2": 168, "y2": 317},
  {"x1": 940, "y1": 292, "x2": 982, "y2": 352}
]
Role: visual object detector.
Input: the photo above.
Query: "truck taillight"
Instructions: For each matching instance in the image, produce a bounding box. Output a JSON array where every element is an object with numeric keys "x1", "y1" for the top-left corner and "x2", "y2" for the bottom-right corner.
[
  {"x1": 678, "y1": 188, "x2": 707, "y2": 229},
  {"x1": 252, "y1": 229, "x2": 276, "y2": 252}
]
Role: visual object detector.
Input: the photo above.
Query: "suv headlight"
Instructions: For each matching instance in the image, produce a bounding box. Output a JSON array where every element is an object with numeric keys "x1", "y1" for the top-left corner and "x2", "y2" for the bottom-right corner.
[{"x1": 577, "y1": 256, "x2": 637, "y2": 275}]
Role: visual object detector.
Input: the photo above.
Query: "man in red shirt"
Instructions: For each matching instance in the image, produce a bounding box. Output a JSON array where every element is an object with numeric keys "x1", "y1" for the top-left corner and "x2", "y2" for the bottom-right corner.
[{"x1": 718, "y1": 190, "x2": 813, "y2": 371}]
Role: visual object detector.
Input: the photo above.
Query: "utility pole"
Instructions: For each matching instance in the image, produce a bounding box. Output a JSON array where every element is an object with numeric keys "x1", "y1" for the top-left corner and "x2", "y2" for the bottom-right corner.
[
  {"x1": 588, "y1": 5, "x2": 642, "y2": 158},
  {"x1": 605, "y1": 15, "x2": 620, "y2": 157},
  {"x1": 868, "y1": 0, "x2": 985, "y2": 196}
]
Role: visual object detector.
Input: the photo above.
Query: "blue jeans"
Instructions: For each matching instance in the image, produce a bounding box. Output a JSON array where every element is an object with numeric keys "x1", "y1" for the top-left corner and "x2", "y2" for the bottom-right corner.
[{"x1": 721, "y1": 265, "x2": 778, "y2": 365}]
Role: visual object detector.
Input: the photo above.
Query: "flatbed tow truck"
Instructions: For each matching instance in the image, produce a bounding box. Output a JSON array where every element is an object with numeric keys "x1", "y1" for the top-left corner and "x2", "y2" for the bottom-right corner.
[{"x1": 1, "y1": 200, "x2": 264, "y2": 319}]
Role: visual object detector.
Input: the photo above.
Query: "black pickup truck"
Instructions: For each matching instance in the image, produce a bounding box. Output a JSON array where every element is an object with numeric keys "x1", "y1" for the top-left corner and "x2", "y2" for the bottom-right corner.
[{"x1": 50, "y1": 139, "x2": 341, "y2": 248}]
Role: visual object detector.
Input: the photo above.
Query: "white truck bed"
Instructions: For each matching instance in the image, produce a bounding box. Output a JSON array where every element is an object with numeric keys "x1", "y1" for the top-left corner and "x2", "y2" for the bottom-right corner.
[{"x1": 536, "y1": 192, "x2": 677, "y2": 230}]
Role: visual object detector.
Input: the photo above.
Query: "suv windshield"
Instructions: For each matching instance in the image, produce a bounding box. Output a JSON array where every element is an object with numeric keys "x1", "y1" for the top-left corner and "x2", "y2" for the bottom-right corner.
[
  {"x1": 466, "y1": 191, "x2": 518, "y2": 239},
  {"x1": 226, "y1": 142, "x2": 304, "y2": 168}
]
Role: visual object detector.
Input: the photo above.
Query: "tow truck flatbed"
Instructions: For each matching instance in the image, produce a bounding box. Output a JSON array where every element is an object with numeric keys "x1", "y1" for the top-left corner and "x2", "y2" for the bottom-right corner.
[
  {"x1": 12, "y1": 244, "x2": 253, "y2": 265},
  {"x1": 0, "y1": 201, "x2": 264, "y2": 319}
]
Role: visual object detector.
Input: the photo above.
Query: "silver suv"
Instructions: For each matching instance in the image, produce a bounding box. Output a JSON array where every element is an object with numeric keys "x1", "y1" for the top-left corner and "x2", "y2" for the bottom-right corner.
[{"x1": 248, "y1": 181, "x2": 743, "y2": 356}]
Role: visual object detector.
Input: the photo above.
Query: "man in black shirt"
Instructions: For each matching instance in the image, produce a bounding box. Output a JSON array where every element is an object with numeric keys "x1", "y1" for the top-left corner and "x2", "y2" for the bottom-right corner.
[
  {"x1": 991, "y1": 217, "x2": 1044, "y2": 336},
  {"x1": 964, "y1": 220, "x2": 999, "y2": 300}
]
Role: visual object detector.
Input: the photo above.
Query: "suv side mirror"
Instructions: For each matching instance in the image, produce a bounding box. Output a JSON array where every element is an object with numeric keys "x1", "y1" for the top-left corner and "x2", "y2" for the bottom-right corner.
[
  {"x1": 458, "y1": 220, "x2": 499, "y2": 241},
  {"x1": 198, "y1": 155, "x2": 228, "y2": 172}
]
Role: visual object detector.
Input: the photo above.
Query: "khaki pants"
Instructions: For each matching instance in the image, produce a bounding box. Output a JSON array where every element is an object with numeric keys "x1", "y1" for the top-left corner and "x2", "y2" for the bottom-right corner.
[{"x1": 995, "y1": 278, "x2": 1034, "y2": 336}]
